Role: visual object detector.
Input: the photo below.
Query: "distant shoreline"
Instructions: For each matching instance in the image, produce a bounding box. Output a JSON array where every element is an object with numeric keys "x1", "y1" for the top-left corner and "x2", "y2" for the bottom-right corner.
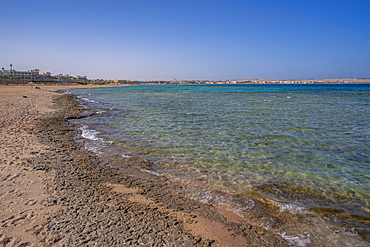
[{"x1": 1, "y1": 78, "x2": 370, "y2": 87}]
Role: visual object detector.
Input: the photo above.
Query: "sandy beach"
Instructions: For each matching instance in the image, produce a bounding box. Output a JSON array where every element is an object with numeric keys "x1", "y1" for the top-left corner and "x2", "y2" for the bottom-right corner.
[{"x1": 0, "y1": 85, "x2": 287, "y2": 246}]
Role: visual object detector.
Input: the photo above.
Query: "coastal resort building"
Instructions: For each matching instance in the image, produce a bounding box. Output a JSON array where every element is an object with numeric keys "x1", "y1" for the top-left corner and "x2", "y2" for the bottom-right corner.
[{"x1": 0, "y1": 64, "x2": 39, "y2": 79}]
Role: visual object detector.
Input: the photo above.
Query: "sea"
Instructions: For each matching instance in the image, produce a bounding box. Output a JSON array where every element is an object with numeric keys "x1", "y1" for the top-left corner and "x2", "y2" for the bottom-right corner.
[{"x1": 66, "y1": 84, "x2": 370, "y2": 246}]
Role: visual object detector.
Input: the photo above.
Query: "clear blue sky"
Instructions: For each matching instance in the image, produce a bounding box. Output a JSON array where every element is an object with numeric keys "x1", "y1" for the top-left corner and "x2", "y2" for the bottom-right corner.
[{"x1": 1, "y1": 0, "x2": 369, "y2": 80}]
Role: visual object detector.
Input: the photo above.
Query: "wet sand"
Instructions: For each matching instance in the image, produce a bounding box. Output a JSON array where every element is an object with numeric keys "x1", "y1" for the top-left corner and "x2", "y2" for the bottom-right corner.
[{"x1": 0, "y1": 85, "x2": 287, "y2": 246}]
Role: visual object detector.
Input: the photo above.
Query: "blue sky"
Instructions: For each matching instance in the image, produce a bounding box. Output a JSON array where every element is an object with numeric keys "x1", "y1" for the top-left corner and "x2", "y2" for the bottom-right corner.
[{"x1": 1, "y1": 0, "x2": 369, "y2": 80}]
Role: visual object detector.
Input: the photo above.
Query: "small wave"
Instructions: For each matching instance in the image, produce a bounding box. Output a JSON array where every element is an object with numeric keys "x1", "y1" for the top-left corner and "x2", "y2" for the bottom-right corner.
[
  {"x1": 182, "y1": 183, "x2": 256, "y2": 216},
  {"x1": 80, "y1": 126, "x2": 101, "y2": 141},
  {"x1": 79, "y1": 125, "x2": 113, "y2": 155},
  {"x1": 192, "y1": 190, "x2": 214, "y2": 204},
  {"x1": 75, "y1": 94, "x2": 99, "y2": 103},
  {"x1": 267, "y1": 199, "x2": 307, "y2": 214},
  {"x1": 140, "y1": 168, "x2": 163, "y2": 176},
  {"x1": 80, "y1": 126, "x2": 113, "y2": 144},
  {"x1": 279, "y1": 232, "x2": 311, "y2": 246},
  {"x1": 85, "y1": 145, "x2": 102, "y2": 154},
  {"x1": 81, "y1": 97, "x2": 98, "y2": 103},
  {"x1": 217, "y1": 202, "x2": 255, "y2": 218}
]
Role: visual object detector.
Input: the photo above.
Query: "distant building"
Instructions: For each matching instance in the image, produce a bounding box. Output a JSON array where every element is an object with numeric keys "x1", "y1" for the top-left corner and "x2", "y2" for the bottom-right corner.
[
  {"x1": 0, "y1": 64, "x2": 39, "y2": 79},
  {"x1": 114, "y1": 80, "x2": 130, "y2": 84}
]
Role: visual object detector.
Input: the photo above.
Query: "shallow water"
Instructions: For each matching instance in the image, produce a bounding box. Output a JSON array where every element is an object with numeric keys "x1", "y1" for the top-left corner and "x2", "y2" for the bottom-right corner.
[{"x1": 69, "y1": 84, "x2": 370, "y2": 246}]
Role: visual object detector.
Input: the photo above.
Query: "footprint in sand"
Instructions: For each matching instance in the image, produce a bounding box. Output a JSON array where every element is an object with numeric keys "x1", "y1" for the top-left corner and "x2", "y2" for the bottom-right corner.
[
  {"x1": 25, "y1": 200, "x2": 37, "y2": 206},
  {"x1": 0, "y1": 235, "x2": 29, "y2": 247},
  {"x1": 6, "y1": 173, "x2": 21, "y2": 181},
  {"x1": 0, "y1": 235, "x2": 16, "y2": 246},
  {"x1": 1, "y1": 211, "x2": 37, "y2": 227},
  {"x1": 1, "y1": 174, "x2": 12, "y2": 181}
]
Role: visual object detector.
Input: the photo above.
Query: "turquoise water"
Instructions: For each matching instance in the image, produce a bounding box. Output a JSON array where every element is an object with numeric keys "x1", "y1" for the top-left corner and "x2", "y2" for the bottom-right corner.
[{"x1": 69, "y1": 84, "x2": 370, "y2": 245}]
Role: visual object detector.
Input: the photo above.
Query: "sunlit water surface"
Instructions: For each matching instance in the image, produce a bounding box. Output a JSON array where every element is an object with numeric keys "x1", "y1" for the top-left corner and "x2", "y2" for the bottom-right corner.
[{"x1": 68, "y1": 84, "x2": 370, "y2": 246}]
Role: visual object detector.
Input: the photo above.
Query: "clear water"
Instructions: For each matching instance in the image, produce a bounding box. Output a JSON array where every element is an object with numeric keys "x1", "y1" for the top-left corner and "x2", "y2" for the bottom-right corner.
[{"x1": 69, "y1": 84, "x2": 370, "y2": 246}]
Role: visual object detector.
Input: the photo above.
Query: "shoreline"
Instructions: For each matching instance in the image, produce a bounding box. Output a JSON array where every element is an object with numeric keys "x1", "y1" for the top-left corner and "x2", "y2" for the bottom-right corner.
[
  {"x1": 63, "y1": 84, "x2": 370, "y2": 246},
  {"x1": 0, "y1": 86, "x2": 287, "y2": 246},
  {"x1": 1, "y1": 81, "x2": 369, "y2": 91}
]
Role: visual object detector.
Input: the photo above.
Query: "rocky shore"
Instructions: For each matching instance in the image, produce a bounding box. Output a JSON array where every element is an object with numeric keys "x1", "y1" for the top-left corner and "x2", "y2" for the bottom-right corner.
[{"x1": 0, "y1": 87, "x2": 288, "y2": 246}]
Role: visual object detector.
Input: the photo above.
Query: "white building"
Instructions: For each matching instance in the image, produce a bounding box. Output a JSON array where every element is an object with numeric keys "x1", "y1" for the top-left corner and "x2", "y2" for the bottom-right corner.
[{"x1": 0, "y1": 64, "x2": 39, "y2": 79}]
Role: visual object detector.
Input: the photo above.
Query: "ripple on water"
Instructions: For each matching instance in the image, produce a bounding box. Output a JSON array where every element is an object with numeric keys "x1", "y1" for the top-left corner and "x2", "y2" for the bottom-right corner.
[{"x1": 70, "y1": 84, "x2": 370, "y2": 245}]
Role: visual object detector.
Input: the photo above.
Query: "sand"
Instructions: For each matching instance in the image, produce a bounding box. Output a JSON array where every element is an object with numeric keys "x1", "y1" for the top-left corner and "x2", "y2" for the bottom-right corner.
[
  {"x1": 0, "y1": 85, "x2": 288, "y2": 246},
  {"x1": 0, "y1": 87, "x2": 59, "y2": 245}
]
